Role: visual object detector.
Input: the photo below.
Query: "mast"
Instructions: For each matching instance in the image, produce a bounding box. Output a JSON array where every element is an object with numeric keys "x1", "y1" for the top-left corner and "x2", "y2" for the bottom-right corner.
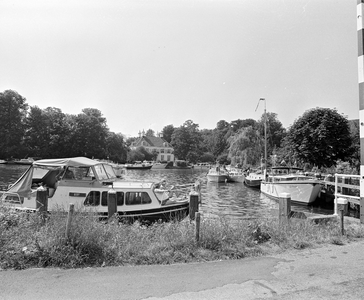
[{"x1": 256, "y1": 98, "x2": 267, "y2": 171}]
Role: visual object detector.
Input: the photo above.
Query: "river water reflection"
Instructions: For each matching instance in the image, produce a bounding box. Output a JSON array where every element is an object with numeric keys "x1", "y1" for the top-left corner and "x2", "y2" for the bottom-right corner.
[{"x1": 0, "y1": 165, "x2": 334, "y2": 220}]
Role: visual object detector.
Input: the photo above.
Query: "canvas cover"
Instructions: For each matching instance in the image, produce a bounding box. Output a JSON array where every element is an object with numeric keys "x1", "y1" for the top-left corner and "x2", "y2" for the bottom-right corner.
[
  {"x1": 4, "y1": 167, "x2": 34, "y2": 198},
  {"x1": 4, "y1": 157, "x2": 101, "y2": 198},
  {"x1": 33, "y1": 157, "x2": 100, "y2": 168}
]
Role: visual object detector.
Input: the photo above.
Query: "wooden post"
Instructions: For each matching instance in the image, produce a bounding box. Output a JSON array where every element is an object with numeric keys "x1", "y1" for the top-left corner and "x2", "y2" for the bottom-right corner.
[
  {"x1": 107, "y1": 189, "x2": 117, "y2": 219},
  {"x1": 279, "y1": 193, "x2": 291, "y2": 226},
  {"x1": 65, "y1": 203, "x2": 74, "y2": 240},
  {"x1": 194, "y1": 181, "x2": 202, "y2": 204},
  {"x1": 337, "y1": 198, "x2": 348, "y2": 235},
  {"x1": 36, "y1": 187, "x2": 48, "y2": 222},
  {"x1": 189, "y1": 191, "x2": 199, "y2": 221},
  {"x1": 195, "y1": 212, "x2": 201, "y2": 242}
]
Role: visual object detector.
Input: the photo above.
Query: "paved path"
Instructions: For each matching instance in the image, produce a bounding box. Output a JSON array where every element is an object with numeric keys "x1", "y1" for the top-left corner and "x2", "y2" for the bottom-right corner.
[{"x1": 2, "y1": 240, "x2": 364, "y2": 300}]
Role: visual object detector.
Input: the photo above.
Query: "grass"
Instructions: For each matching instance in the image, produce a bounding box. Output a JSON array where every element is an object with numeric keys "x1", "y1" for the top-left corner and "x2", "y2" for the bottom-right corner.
[{"x1": 1, "y1": 204, "x2": 364, "y2": 270}]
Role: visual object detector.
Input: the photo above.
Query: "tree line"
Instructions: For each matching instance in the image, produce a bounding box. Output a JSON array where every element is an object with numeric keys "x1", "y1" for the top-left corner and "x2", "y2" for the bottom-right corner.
[{"x1": 0, "y1": 90, "x2": 359, "y2": 172}]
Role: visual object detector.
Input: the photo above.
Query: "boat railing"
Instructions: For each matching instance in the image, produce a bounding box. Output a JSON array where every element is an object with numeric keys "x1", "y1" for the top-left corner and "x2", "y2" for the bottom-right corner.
[{"x1": 330, "y1": 173, "x2": 360, "y2": 216}]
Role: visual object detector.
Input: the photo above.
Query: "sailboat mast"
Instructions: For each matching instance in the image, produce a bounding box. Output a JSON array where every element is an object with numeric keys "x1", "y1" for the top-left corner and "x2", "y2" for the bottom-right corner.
[{"x1": 258, "y1": 98, "x2": 267, "y2": 168}]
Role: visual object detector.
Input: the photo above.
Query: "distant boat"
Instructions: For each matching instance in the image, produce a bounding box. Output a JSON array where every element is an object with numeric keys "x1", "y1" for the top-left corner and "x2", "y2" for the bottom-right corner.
[
  {"x1": 151, "y1": 162, "x2": 168, "y2": 169},
  {"x1": 0, "y1": 159, "x2": 7, "y2": 165},
  {"x1": 165, "y1": 160, "x2": 192, "y2": 169},
  {"x1": 125, "y1": 162, "x2": 153, "y2": 170},
  {"x1": 14, "y1": 158, "x2": 35, "y2": 165},
  {"x1": 227, "y1": 168, "x2": 245, "y2": 183},
  {"x1": 207, "y1": 166, "x2": 229, "y2": 183},
  {"x1": 244, "y1": 171, "x2": 265, "y2": 188}
]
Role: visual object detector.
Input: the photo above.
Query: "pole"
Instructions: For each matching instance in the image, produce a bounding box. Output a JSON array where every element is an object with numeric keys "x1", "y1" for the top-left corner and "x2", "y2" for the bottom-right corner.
[{"x1": 358, "y1": 0, "x2": 364, "y2": 224}]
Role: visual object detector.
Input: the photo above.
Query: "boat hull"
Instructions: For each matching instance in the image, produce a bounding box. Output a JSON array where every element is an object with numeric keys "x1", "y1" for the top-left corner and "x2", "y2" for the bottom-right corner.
[
  {"x1": 244, "y1": 173, "x2": 264, "y2": 188},
  {"x1": 125, "y1": 165, "x2": 152, "y2": 170},
  {"x1": 228, "y1": 175, "x2": 245, "y2": 183},
  {"x1": 207, "y1": 174, "x2": 228, "y2": 183},
  {"x1": 260, "y1": 181, "x2": 321, "y2": 205}
]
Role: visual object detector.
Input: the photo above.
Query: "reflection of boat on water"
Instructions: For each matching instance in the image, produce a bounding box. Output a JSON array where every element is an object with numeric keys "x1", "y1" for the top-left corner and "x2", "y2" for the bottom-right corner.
[
  {"x1": 1, "y1": 157, "x2": 194, "y2": 222},
  {"x1": 207, "y1": 166, "x2": 229, "y2": 183},
  {"x1": 260, "y1": 166, "x2": 322, "y2": 205}
]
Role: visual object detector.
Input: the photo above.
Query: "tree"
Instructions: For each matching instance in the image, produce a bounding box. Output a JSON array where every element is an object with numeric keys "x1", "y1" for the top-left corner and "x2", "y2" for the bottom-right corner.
[
  {"x1": 257, "y1": 112, "x2": 286, "y2": 158},
  {"x1": 71, "y1": 108, "x2": 109, "y2": 158},
  {"x1": 161, "y1": 125, "x2": 175, "y2": 143},
  {"x1": 286, "y1": 108, "x2": 354, "y2": 168},
  {"x1": 106, "y1": 132, "x2": 128, "y2": 163},
  {"x1": 171, "y1": 120, "x2": 200, "y2": 160},
  {"x1": 0, "y1": 90, "x2": 28, "y2": 158},
  {"x1": 227, "y1": 126, "x2": 262, "y2": 167},
  {"x1": 145, "y1": 129, "x2": 155, "y2": 137}
]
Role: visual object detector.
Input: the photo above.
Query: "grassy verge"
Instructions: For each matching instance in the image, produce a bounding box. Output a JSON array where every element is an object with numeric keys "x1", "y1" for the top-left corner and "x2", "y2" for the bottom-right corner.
[{"x1": 1, "y1": 204, "x2": 364, "y2": 270}]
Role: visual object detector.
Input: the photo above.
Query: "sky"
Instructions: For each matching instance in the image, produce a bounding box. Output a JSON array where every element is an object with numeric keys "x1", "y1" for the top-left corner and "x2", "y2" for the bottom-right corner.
[{"x1": 0, "y1": 0, "x2": 359, "y2": 137}]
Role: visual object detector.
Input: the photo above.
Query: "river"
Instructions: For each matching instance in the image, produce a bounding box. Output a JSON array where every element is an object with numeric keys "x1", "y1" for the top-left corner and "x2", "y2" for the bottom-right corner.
[{"x1": 0, "y1": 165, "x2": 335, "y2": 220}]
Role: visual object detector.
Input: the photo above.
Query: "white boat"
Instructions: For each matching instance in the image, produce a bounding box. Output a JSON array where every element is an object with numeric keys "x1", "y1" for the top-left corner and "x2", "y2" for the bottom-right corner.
[
  {"x1": 14, "y1": 158, "x2": 35, "y2": 165},
  {"x1": 227, "y1": 168, "x2": 245, "y2": 183},
  {"x1": 1, "y1": 157, "x2": 192, "y2": 222},
  {"x1": 260, "y1": 166, "x2": 322, "y2": 205},
  {"x1": 244, "y1": 171, "x2": 265, "y2": 188},
  {"x1": 207, "y1": 166, "x2": 229, "y2": 183}
]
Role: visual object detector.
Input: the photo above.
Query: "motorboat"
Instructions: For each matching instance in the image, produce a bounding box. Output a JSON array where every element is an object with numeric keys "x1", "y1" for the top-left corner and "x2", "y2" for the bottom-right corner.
[
  {"x1": 244, "y1": 171, "x2": 265, "y2": 188},
  {"x1": 227, "y1": 168, "x2": 245, "y2": 183},
  {"x1": 207, "y1": 166, "x2": 229, "y2": 183},
  {"x1": 0, "y1": 159, "x2": 7, "y2": 164},
  {"x1": 260, "y1": 166, "x2": 322, "y2": 205},
  {"x1": 14, "y1": 158, "x2": 35, "y2": 165},
  {"x1": 125, "y1": 162, "x2": 153, "y2": 170},
  {"x1": 0, "y1": 157, "x2": 193, "y2": 222}
]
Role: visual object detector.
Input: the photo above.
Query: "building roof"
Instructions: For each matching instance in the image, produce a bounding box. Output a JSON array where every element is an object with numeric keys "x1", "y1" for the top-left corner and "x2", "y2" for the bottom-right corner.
[{"x1": 132, "y1": 136, "x2": 172, "y2": 148}]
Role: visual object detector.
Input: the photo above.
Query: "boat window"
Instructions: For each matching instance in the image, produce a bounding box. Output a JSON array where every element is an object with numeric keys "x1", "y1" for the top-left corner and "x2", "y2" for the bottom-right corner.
[
  {"x1": 125, "y1": 192, "x2": 152, "y2": 205},
  {"x1": 101, "y1": 191, "x2": 124, "y2": 206},
  {"x1": 84, "y1": 191, "x2": 100, "y2": 206},
  {"x1": 103, "y1": 164, "x2": 116, "y2": 179},
  {"x1": 94, "y1": 165, "x2": 109, "y2": 180},
  {"x1": 3, "y1": 194, "x2": 24, "y2": 204}
]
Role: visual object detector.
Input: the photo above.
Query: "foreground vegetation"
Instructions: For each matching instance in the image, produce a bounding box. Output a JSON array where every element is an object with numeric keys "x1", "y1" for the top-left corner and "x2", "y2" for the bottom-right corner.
[{"x1": 1, "y1": 205, "x2": 364, "y2": 270}]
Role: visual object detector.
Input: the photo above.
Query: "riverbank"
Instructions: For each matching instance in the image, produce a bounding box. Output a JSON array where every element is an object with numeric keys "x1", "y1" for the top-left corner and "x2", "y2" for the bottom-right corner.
[
  {"x1": 2, "y1": 230, "x2": 364, "y2": 300},
  {"x1": 1, "y1": 203, "x2": 363, "y2": 270}
]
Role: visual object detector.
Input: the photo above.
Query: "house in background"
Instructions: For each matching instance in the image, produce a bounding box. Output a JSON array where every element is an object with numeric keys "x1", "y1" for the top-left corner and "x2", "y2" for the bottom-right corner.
[{"x1": 131, "y1": 130, "x2": 175, "y2": 162}]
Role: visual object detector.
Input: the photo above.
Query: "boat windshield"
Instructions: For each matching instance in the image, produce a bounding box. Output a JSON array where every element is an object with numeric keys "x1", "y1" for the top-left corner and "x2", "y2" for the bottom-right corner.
[
  {"x1": 94, "y1": 164, "x2": 116, "y2": 180},
  {"x1": 103, "y1": 164, "x2": 117, "y2": 179}
]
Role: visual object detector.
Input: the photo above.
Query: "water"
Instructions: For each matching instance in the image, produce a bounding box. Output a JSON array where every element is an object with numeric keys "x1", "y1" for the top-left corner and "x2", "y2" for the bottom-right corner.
[{"x1": 0, "y1": 165, "x2": 335, "y2": 220}]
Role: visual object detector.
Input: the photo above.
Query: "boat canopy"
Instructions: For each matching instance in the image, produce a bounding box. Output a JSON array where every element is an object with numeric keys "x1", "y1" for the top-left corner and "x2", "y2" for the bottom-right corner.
[
  {"x1": 33, "y1": 157, "x2": 101, "y2": 168},
  {"x1": 3, "y1": 157, "x2": 104, "y2": 199}
]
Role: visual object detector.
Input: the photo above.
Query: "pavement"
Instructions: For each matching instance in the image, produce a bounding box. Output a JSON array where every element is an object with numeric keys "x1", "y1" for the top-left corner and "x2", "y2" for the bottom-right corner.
[{"x1": 1, "y1": 236, "x2": 364, "y2": 300}]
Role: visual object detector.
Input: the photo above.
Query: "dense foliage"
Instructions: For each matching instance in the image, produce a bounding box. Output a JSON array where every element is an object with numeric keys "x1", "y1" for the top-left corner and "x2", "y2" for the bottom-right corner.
[
  {"x1": 286, "y1": 108, "x2": 354, "y2": 168},
  {"x1": 0, "y1": 89, "x2": 360, "y2": 171}
]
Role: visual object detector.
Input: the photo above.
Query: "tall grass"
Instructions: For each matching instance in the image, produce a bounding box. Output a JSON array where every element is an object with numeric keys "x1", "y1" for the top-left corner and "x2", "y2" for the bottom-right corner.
[{"x1": 1, "y1": 204, "x2": 364, "y2": 270}]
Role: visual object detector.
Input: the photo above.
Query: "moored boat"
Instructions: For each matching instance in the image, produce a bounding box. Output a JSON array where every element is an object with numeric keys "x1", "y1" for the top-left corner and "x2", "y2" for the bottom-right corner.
[
  {"x1": 260, "y1": 166, "x2": 322, "y2": 205},
  {"x1": 244, "y1": 171, "x2": 265, "y2": 188},
  {"x1": 14, "y1": 158, "x2": 35, "y2": 165},
  {"x1": 207, "y1": 166, "x2": 229, "y2": 183},
  {"x1": 125, "y1": 162, "x2": 153, "y2": 170},
  {"x1": 0, "y1": 157, "x2": 193, "y2": 222},
  {"x1": 227, "y1": 168, "x2": 245, "y2": 183}
]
